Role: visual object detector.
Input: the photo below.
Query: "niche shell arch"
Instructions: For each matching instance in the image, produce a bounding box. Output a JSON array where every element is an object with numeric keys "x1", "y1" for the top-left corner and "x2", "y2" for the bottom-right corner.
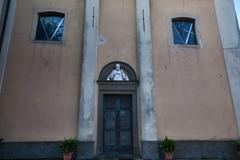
[{"x1": 98, "y1": 62, "x2": 137, "y2": 82}]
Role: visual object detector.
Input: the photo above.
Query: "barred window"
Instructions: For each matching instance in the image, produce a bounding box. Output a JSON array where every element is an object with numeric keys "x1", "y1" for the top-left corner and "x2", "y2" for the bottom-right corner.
[
  {"x1": 172, "y1": 18, "x2": 197, "y2": 45},
  {"x1": 35, "y1": 12, "x2": 65, "y2": 41}
]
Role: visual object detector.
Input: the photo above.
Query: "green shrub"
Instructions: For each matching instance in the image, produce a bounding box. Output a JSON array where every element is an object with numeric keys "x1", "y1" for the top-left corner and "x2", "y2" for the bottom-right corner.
[
  {"x1": 60, "y1": 138, "x2": 79, "y2": 153},
  {"x1": 160, "y1": 136, "x2": 176, "y2": 153},
  {"x1": 235, "y1": 138, "x2": 240, "y2": 151}
]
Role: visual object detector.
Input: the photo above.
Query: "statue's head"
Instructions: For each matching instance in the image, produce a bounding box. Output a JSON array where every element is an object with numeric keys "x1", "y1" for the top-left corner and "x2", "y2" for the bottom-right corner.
[{"x1": 116, "y1": 64, "x2": 120, "y2": 71}]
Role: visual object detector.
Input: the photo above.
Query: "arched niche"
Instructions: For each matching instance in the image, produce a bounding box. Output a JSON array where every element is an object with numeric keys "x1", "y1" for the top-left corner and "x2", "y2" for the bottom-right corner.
[{"x1": 98, "y1": 61, "x2": 138, "y2": 82}]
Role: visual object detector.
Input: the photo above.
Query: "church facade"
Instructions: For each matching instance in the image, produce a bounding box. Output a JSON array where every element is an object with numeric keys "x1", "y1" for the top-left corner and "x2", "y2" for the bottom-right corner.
[{"x1": 0, "y1": 0, "x2": 240, "y2": 159}]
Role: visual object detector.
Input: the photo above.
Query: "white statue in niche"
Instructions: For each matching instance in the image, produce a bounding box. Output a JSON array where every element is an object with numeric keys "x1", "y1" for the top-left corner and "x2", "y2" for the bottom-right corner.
[{"x1": 107, "y1": 64, "x2": 129, "y2": 81}]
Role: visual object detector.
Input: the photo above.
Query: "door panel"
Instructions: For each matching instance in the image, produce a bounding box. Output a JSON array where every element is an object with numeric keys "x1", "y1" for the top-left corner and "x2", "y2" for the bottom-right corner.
[
  {"x1": 119, "y1": 110, "x2": 131, "y2": 130},
  {"x1": 104, "y1": 111, "x2": 116, "y2": 130},
  {"x1": 103, "y1": 94, "x2": 133, "y2": 155}
]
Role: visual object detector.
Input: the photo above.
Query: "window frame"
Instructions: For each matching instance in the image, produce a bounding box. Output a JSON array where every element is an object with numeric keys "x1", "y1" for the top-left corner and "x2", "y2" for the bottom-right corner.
[
  {"x1": 169, "y1": 16, "x2": 203, "y2": 48},
  {"x1": 172, "y1": 17, "x2": 197, "y2": 45},
  {"x1": 31, "y1": 9, "x2": 67, "y2": 45}
]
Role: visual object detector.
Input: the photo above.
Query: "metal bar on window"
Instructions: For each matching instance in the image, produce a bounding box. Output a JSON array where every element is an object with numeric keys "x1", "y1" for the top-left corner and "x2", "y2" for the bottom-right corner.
[
  {"x1": 173, "y1": 23, "x2": 184, "y2": 44},
  {"x1": 185, "y1": 24, "x2": 193, "y2": 44},
  {"x1": 40, "y1": 18, "x2": 50, "y2": 40},
  {"x1": 50, "y1": 18, "x2": 64, "y2": 40},
  {"x1": 181, "y1": 28, "x2": 194, "y2": 34}
]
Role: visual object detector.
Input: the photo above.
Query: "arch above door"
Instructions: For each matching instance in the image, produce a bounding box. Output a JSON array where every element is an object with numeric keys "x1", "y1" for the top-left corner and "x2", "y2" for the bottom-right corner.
[{"x1": 98, "y1": 61, "x2": 138, "y2": 82}]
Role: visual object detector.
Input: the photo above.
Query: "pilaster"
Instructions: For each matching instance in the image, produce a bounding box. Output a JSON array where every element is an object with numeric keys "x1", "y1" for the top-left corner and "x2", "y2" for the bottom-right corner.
[
  {"x1": 77, "y1": 0, "x2": 99, "y2": 158},
  {"x1": 0, "y1": 0, "x2": 17, "y2": 91},
  {"x1": 136, "y1": 0, "x2": 159, "y2": 159},
  {"x1": 214, "y1": 0, "x2": 240, "y2": 135}
]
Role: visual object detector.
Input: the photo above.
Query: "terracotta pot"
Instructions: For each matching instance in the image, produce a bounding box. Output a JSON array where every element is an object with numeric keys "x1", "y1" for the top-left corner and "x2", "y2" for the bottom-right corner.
[
  {"x1": 164, "y1": 152, "x2": 174, "y2": 160},
  {"x1": 63, "y1": 152, "x2": 73, "y2": 160}
]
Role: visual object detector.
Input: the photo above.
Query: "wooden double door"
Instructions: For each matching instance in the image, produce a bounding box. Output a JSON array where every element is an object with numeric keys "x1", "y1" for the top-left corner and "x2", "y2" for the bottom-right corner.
[{"x1": 103, "y1": 94, "x2": 133, "y2": 155}]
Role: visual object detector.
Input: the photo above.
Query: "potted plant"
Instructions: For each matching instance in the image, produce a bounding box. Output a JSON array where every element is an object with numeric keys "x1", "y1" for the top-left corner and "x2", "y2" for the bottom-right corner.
[
  {"x1": 160, "y1": 136, "x2": 176, "y2": 160},
  {"x1": 60, "y1": 138, "x2": 79, "y2": 160},
  {"x1": 235, "y1": 138, "x2": 240, "y2": 155}
]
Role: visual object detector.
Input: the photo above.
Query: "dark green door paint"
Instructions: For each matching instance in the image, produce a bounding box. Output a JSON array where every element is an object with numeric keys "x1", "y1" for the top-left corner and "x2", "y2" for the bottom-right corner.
[{"x1": 103, "y1": 94, "x2": 133, "y2": 155}]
